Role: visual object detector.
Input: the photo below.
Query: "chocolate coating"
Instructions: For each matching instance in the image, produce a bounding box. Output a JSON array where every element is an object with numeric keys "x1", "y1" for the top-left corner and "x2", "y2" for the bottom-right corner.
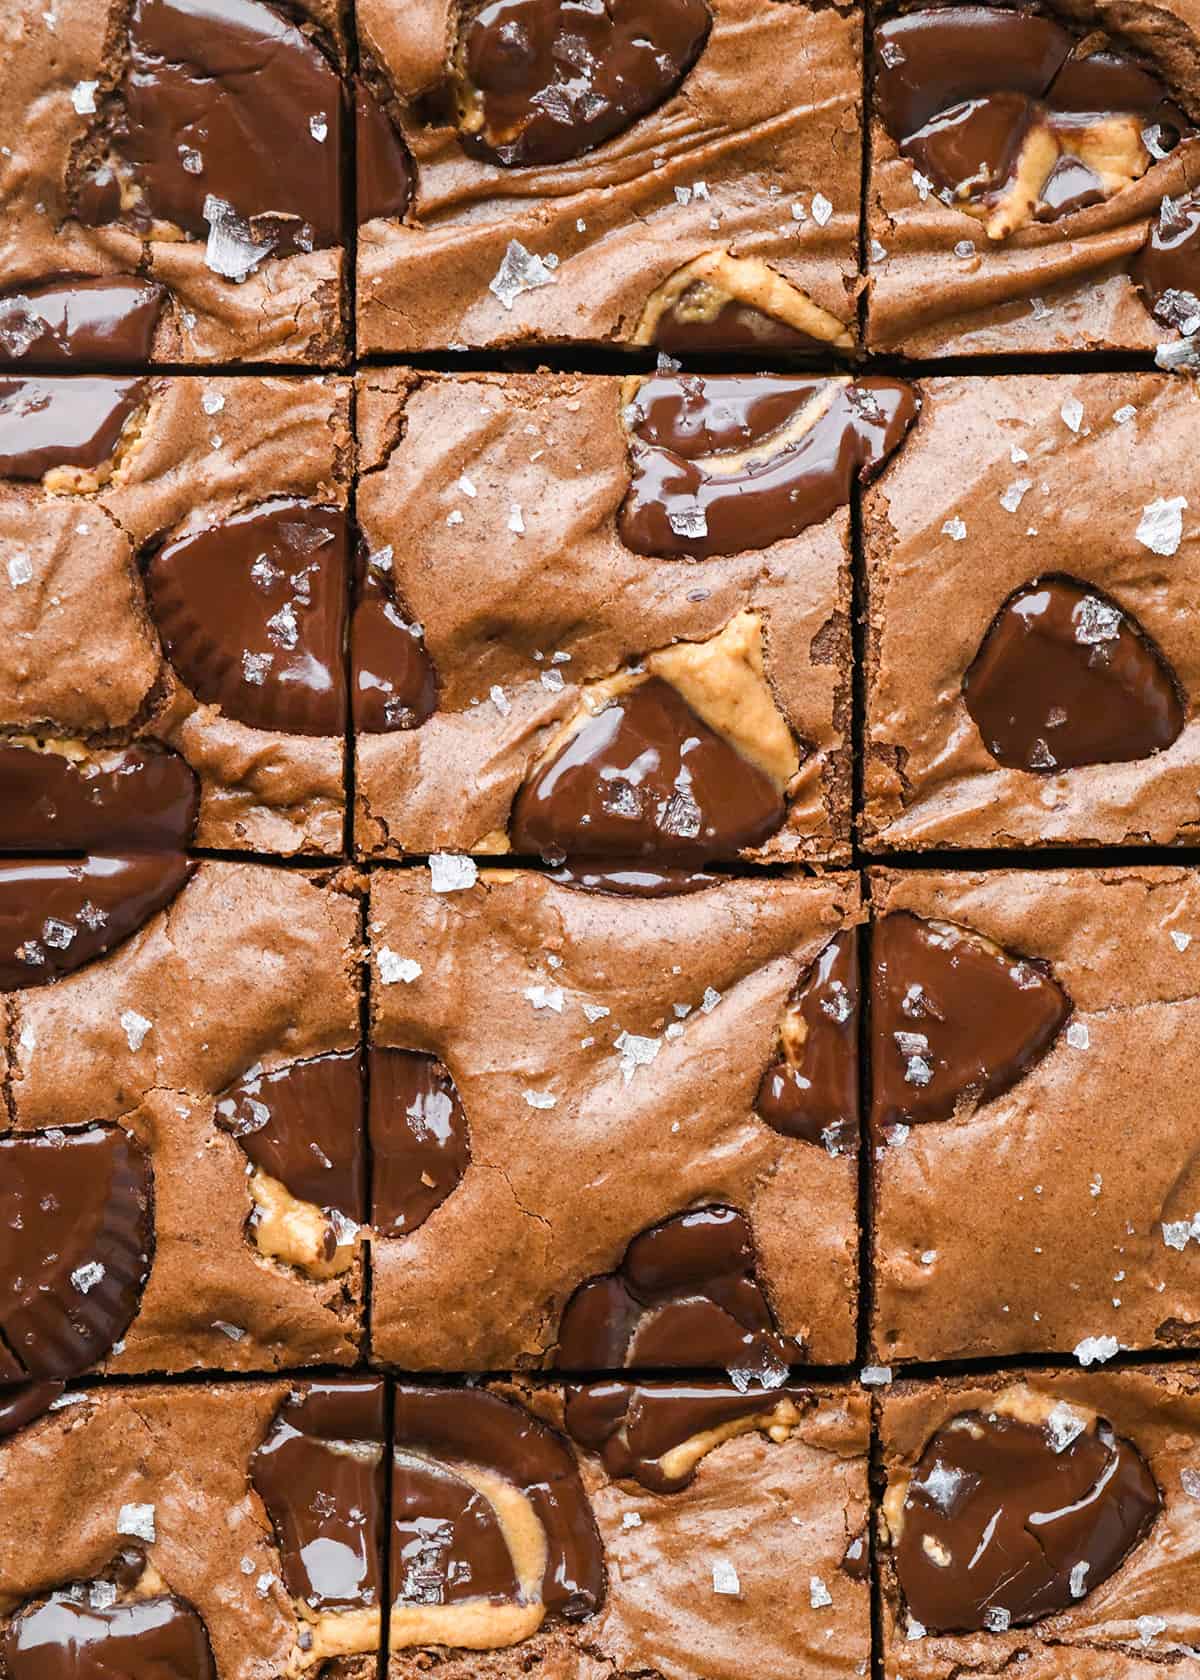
[
  {"x1": 653, "y1": 289, "x2": 826, "y2": 355},
  {"x1": 619, "y1": 375, "x2": 920, "y2": 558},
  {"x1": 356, "y1": 78, "x2": 413, "y2": 224},
  {"x1": 557, "y1": 1204, "x2": 801, "y2": 1371},
  {"x1": 0, "y1": 377, "x2": 145, "y2": 480},
  {"x1": 1134, "y1": 193, "x2": 1200, "y2": 332},
  {"x1": 0, "y1": 1123, "x2": 152, "y2": 1381},
  {"x1": 2, "y1": 1592, "x2": 216, "y2": 1679},
  {"x1": 369, "y1": 1050, "x2": 470, "y2": 1236},
  {"x1": 895, "y1": 1409, "x2": 1160, "y2": 1633},
  {"x1": 215, "y1": 1052, "x2": 365, "y2": 1220},
  {"x1": 755, "y1": 928, "x2": 858, "y2": 1150},
  {"x1": 0, "y1": 743, "x2": 198, "y2": 853},
  {"x1": 394, "y1": 1386, "x2": 605, "y2": 1621},
  {"x1": 456, "y1": 0, "x2": 711, "y2": 168},
  {"x1": 0, "y1": 852, "x2": 193, "y2": 991},
  {"x1": 963, "y1": 577, "x2": 1185, "y2": 772},
  {"x1": 145, "y1": 502, "x2": 349, "y2": 737},
  {"x1": 0, "y1": 278, "x2": 165, "y2": 366},
  {"x1": 352, "y1": 569, "x2": 437, "y2": 733},
  {"x1": 0, "y1": 1382, "x2": 64, "y2": 1438},
  {"x1": 871, "y1": 911, "x2": 1070, "y2": 1131},
  {"x1": 250, "y1": 1381, "x2": 386, "y2": 1615},
  {"x1": 509, "y1": 677, "x2": 786, "y2": 863},
  {"x1": 392, "y1": 1454, "x2": 521, "y2": 1606}
]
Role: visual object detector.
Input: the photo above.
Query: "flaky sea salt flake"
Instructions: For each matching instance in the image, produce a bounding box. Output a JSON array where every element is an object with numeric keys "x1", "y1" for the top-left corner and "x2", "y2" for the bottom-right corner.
[
  {"x1": 120, "y1": 1009, "x2": 152, "y2": 1051},
  {"x1": 117, "y1": 1504, "x2": 156, "y2": 1542},
  {"x1": 712, "y1": 1559, "x2": 740, "y2": 1596},
  {"x1": 1000, "y1": 478, "x2": 1032, "y2": 513},
  {"x1": 489, "y1": 240, "x2": 558, "y2": 311},
  {"x1": 524, "y1": 1089, "x2": 557, "y2": 1109},
  {"x1": 1074, "y1": 1334, "x2": 1119, "y2": 1367},
  {"x1": 429, "y1": 854, "x2": 478, "y2": 893},
  {"x1": 7, "y1": 554, "x2": 33, "y2": 587},
  {"x1": 71, "y1": 1261, "x2": 105, "y2": 1294},
  {"x1": 810, "y1": 1576, "x2": 833, "y2": 1609},
  {"x1": 1061, "y1": 396, "x2": 1085, "y2": 432},
  {"x1": 812, "y1": 193, "x2": 833, "y2": 226},
  {"x1": 941, "y1": 516, "x2": 967, "y2": 542},
  {"x1": 71, "y1": 80, "x2": 98, "y2": 114},
  {"x1": 377, "y1": 948, "x2": 422, "y2": 986},
  {"x1": 202, "y1": 195, "x2": 274, "y2": 282},
  {"x1": 1136, "y1": 495, "x2": 1187, "y2": 557}
]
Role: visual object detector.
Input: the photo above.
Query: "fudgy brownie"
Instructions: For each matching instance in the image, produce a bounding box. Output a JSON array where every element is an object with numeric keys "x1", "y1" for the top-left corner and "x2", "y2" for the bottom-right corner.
[
  {"x1": 863, "y1": 372, "x2": 1199, "y2": 851},
  {"x1": 870, "y1": 866, "x2": 1200, "y2": 1366},
  {"x1": 0, "y1": 374, "x2": 353, "y2": 854},
  {"x1": 368, "y1": 866, "x2": 863, "y2": 1370},
  {"x1": 355, "y1": 369, "x2": 918, "y2": 866},
  {"x1": 866, "y1": 0, "x2": 1200, "y2": 354},
  {"x1": 878, "y1": 1366, "x2": 1200, "y2": 1676},
  {"x1": 355, "y1": 0, "x2": 863, "y2": 353}
]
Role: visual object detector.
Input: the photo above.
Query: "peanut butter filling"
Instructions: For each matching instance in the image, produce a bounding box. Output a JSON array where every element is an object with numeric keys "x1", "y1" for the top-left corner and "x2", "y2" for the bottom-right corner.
[
  {"x1": 655, "y1": 1394, "x2": 805, "y2": 1483},
  {"x1": 634, "y1": 250, "x2": 853, "y2": 348},
  {"x1": 249, "y1": 1169, "x2": 359, "y2": 1280}
]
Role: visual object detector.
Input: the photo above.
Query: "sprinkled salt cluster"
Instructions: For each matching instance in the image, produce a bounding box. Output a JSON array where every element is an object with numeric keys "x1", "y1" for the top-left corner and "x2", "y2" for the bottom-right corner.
[
  {"x1": 615, "y1": 1030, "x2": 661, "y2": 1084},
  {"x1": 377, "y1": 947, "x2": 421, "y2": 985},
  {"x1": 1138, "y1": 1615, "x2": 1168, "y2": 1646},
  {"x1": 117, "y1": 1503, "x2": 156, "y2": 1543},
  {"x1": 489, "y1": 240, "x2": 558, "y2": 311},
  {"x1": 120, "y1": 1009, "x2": 152, "y2": 1052},
  {"x1": 860, "y1": 1365, "x2": 892, "y2": 1386},
  {"x1": 1136, "y1": 496, "x2": 1187, "y2": 557},
  {"x1": 1073, "y1": 596, "x2": 1121, "y2": 646},
  {"x1": 894, "y1": 1030, "x2": 933, "y2": 1087},
  {"x1": 525, "y1": 984, "x2": 564, "y2": 1012},
  {"x1": 1162, "y1": 1212, "x2": 1200, "y2": 1251},
  {"x1": 1073, "y1": 1334, "x2": 1119, "y2": 1367},
  {"x1": 429, "y1": 854, "x2": 478, "y2": 894}
]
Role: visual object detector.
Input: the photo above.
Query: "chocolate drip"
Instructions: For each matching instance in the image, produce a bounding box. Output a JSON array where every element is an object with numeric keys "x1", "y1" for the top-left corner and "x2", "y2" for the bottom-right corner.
[
  {"x1": 871, "y1": 912, "x2": 1069, "y2": 1131},
  {"x1": 755, "y1": 928, "x2": 859, "y2": 1150},
  {"x1": 215, "y1": 1052, "x2": 365, "y2": 1220},
  {"x1": 557, "y1": 1204, "x2": 801, "y2": 1371},
  {"x1": 0, "y1": 278, "x2": 165, "y2": 366},
  {"x1": 0, "y1": 743, "x2": 198, "y2": 853},
  {"x1": 369, "y1": 1049, "x2": 470, "y2": 1236},
  {"x1": 0, "y1": 1382, "x2": 64, "y2": 1438},
  {"x1": 0, "y1": 1123, "x2": 152, "y2": 1382},
  {"x1": 146, "y1": 502, "x2": 349, "y2": 737},
  {"x1": 352, "y1": 561, "x2": 437, "y2": 734},
  {"x1": 356, "y1": 78, "x2": 413, "y2": 224},
  {"x1": 619, "y1": 375, "x2": 919, "y2": 558},
  {"x1": 963, "y1": 577, "x2": 1185, "y2": 772},
  {"x1": 456, "y1": 0, "x2": 711, "y2": 168},
  {"x1": 1134, "y1": 193, "x2": 1200, "y2": 332},
  {"x1": 2, "y1": 1592, "x2": 216, "y2": 1679},
  {"x1": 0, "y1": 377, "x2": 145, "y2": 479},
  {"x1": 548, "y1": 863, "x2": 717, "y2": 897},
  {"x1": 895, "y1": 1408, "x2": 1160, "y2": 1633}
]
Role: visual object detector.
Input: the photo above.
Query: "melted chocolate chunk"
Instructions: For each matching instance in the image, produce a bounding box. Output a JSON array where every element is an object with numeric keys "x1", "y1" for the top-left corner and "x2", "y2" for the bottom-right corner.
[
  {"x1": 2, "y1": 1592, "x2": 216, "y2": 1679},
  {"x1": 369, "y1": 1050, "x2": 470, "y2": 1236},
  {"x1": 0, "y1": 278, "x2": 165, "y2": 366},
  {"x1": 1036, "y1": 154, "x2": 1105, "y2": 219},
  {"x1": 456, "y1": 0, "x2": 711, "y2": 168},
  {"x1": 215, "y1": 1052, "x2": 365, "y2": 1220},
  {"x1": 0, "y1": 743, "x2": 198, "y2": 853},
  {"x1": 619, "y1": 375, "x2": 919, "y2": 558},
  {"x1": 895, "y1": 1408, "x2": 1160, "y2": 1633},
  {"x1": 653, "y1": 289, "x2": 827, "y2": 356},
  {"x1": 755, "y1": 928, "x2": 859, "y2": 1150},
  {"x1": 251, "y1": 1381, "x2": 386, "y2": 1615},
  {"x1": 557, "y1": 1205, "x2": 800, "y2": 1371},
  {"x1": 0, "y1": 1382, "x2": 64, "y2": 1438},
  {"x1": 356, "y1": 78, "x2": 413, "y2": 223},
  {"x1": 549, "y1": 862, "x2": 716, "y2": 896},
  {"x1": 564, "y1": 1380, "x2": 812, "y2": 1493},
  {"x1": 509, "y1": 677, "x2": 786, "y2": 863},
  {"x1": 145, "y1": 502, "x2": 349, "y2": 736},
  {"x1": 903, "y1": 92, "x2": 1035, "y2": 199},
  {"x1": 394, "y1": 1386, "x2": 605, "y2": 1621},
  {"x1": 0, "y1": 377, "x2": 145, "y2": 480},
  {"x1": 352, "y1": 565, "x2": 437, "y2": 734},
  {"x1": 0, "y1": 852, "x2": 193, "y2": 991},
  {"x1": 90, "y1": 0, "x2": 343, "y2": 254},
  {"x1": 871, "y1": 912, "x2": 1070, "y2": 1131},
  {"x1": 963, "y1": 577, "x2": 1185, "y2": 773},
  {"x1": 1134, "y1": 193, "x2": 1200, "y2": 332},
  {"x1": 0, "y1": 1123, "x2": 152, "y2": 1381}
]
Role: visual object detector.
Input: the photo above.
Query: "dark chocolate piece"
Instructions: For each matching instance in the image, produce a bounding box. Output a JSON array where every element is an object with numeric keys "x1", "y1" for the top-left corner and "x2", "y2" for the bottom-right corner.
[
  {"x1": 755, "y1": 928, "x2": 858, "y2": 1151},
  {"x1": 250, "y1": 1381, "x2": 387, "y2": 1614},
  {"x1": 356, "y1": 78, "x2": 413, "y2": 224},
  {"x1": 2, "y1": 1592, "x2": 216, "y2": 1679},
  {"x1": 509, "y1": 677, "x2": 786, "y2": 862},
  {"x1": 1134, "y1": 193, "x2": 1200, "y2": 332},
  {"x1": 557, "y1": 1204, "x2": 801, "y2": 1372},
  {"x1": 145, "y1": 502, "x2": 349, "y2": 736},
  {"x1": 619, "y1": 375, "x2": 919, "y2": 558},
  {"x1": 0, "y1": 743, "x2": 198, "y2": 853},
  {"x1": 0, "y1": 1123, "x2": 152, "y2": 1381},
  {"x1": 963, "y1": 577, "x2": 1185, "y2": 772},
  {"x1": 456, "y1": 0, "x2": 711, "y2": 168},
  {"x1": 369, "y1": 1050, "x2": 470, "y2": 1236},
  {"x1": 0, "y1": 377, "x2": 145, "y2": 480},
  {"x1": 1036, "y1": 155, "x2": 1106, "y2": 220},
  {"x1": 392, "y1": 1456, "x2": 521, "y2": 1608},
  {"x1": 871, "y1": 911, "x2": 1070, "y2": 1131},
  {"x1": 215, "y1": 1052, "x2": 365, "y2": 1221},
  {"x1": 903, "y1": 93, "x2": 1034, "y2": 199},
  {"x1": 352, "y1": 565, "x2": 437, "y2": 734},
  {"x1": 0, "y1": 278, "x2": 165, "y2": 366},
  {"x1": 0, "y1": 852, "x2": 193, "y2": 991},
  {"x1": 549, "y1": 863, "x2": 717, "y2": 897},
  {"x1": 895, "y1": 1408, "x2": 1160, "y2": 1633},
  {"x1": 0, "y1": 1382, "x2": 64, "y2": 1438},
  {"x1": 1048, "y1": 48, "x2": 1180, "y2": 121},
  {"x1": 393, "y1": 1386, "x2": 605, "y2": 1622},
  {"x1": 653, "y1": 289, "x2": 826, "y2": 355}
]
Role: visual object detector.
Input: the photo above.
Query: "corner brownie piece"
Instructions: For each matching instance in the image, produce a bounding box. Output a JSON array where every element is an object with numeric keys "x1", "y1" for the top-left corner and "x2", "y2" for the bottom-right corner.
[
  {"x1": 0, "y1": 0, "x2": 351, "y2": 366},
  {"x1": 355, "y1": 0, "x2": 862, "y2": 353},
  {"x1": 385, "y1": 1379, "x2": 870, "y2": 1679},
  {"x1": 355, "y1": 369, "x2": 917, "y2": 866},
  {"x1": 2, "y1": 860, "x2": 364, "y2": 1383},
  {"x1": 863, "y1": 372, "x2": 1199, "y2": 851},
  {"x1": 0, "y1": 1379, "x2": 386, "y2": 1678},
  {"x1": 869, "y1": 866, "x2": 1200, "y2": 1366},
  {"x1": 865, "y1": 1, "x2": 1200, "y2": 354},
  {"x1": 878, "y1": 1367, "x2": 1200, "y2": 1676},
  {"x1": 368, "y1": 865, "x2": 863, "y2": 1371},
  {"x1": 0, "y1": 374, "x2": 352, "y2": 854}
]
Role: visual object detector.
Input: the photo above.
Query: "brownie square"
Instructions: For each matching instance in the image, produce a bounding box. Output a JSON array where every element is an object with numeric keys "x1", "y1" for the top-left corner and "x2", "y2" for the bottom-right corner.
[
  {"x1": 2, "y1": 861, "x2": 364, "y2": 1380},
  {"x1": 864, "y1": 0, "x2": 1200, "y2": 354},
  {"x1": 869, "y1": 865, "x2": 1200, "y2": 1366},
  {"x1": 863, "y1": 372, "x2": 1200, "y2": 851},
  {"x1": 368, "y1": 866, "x2": 863, "y2": 1370},
  {"x1": 878, "y1": 1367, "x2": 1200, "y2": 1676},
  {"x1": 0, "y1": 0, "x2": 350, "y2": 366},
  {"x1": 385, "y1": 1379, "x2": 871, "y2": 1679},
  {"x1": 355, "y1": 0, "x2": 862, "y2": 353},
  {"x1": 0, "y1": 374, "x2": 352, "y2": 855}
]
